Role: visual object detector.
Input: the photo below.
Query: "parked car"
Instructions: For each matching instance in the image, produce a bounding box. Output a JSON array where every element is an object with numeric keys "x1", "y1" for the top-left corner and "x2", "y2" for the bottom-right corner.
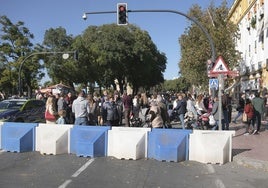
[
  {"x1": 0, "y1": 99, "x2": 46, "y2": 123},
  {"x1": 0, "y1": 99, "x2": 27, "y2": 121}
]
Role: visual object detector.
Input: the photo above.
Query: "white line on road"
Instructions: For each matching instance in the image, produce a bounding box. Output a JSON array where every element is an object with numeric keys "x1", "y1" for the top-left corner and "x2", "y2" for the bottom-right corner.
[
  {"x1": 58, "y1": 158, "x2": 95, "y2": 188},
  {"x1": 206, "y1": 164, "x2": 215, "y2": 174},
  {"x1": 206, "y1": 164, "x2": 226, "y2": 188},
  {"x1": 58, "y1": 179, "x2": 72, "y2": 188},
  {"x1": 71, "y1": 158, "x2": 95, "y2": 178},
  {"x1": 215, "y1": 178, "x2": 226, "y2": 188}
]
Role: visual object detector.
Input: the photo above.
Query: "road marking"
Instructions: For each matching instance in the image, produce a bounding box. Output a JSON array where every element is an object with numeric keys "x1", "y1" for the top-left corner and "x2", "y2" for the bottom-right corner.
[
  {"x1": 58, "y1": 180, "x2": 72, "y2": 188},
  {"x1": 215, "y1": 178, "x2": 226, "y2": 188},
  {"x1": 206, "y1": 164, "x2": 226, "y2": 188},
  {"x1": 58, "y1": 158, "x2": 95, "y2": 188},
  {"x1": 206, "y1": 164, "x2": 215, "y2": 174},
  {"x1": 71, "y1": 158, "x2": 95, "y2": 177}
]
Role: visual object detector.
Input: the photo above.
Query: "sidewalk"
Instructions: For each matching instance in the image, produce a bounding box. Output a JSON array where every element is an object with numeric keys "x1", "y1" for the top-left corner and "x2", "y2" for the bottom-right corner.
[{"x1": 230, "y1": 121, "x2": 268, "y2": 171}]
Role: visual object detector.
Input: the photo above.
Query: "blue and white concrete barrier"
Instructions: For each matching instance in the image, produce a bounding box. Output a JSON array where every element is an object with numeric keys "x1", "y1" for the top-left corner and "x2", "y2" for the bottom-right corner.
[
  {"x1": 0, "y1": 122, "x2": 3, "y2": 149},
  {"x1": 107, "y1": 127, "x2": 151, "y2": 160},
  {"x1": 70, "y1": 125, "x2": 111, "y2": 157},
  {"x1": 1, "y1": 122, "x2": 38, "y2": 152},
  {"x1": 148, "y1": 129, "x2": 192, "y2": 162},
  {"x1": 36, "y1": 123, "x2": 73, "y2": 155},
  {"x1": 189, "y1": 130, "x2": 235, "y2": 164}
]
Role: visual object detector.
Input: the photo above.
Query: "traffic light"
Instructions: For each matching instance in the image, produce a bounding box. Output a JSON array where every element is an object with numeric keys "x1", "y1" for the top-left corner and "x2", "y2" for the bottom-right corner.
[{"x1": 117, "y1": 3, "x2": 128, "y2": 25}]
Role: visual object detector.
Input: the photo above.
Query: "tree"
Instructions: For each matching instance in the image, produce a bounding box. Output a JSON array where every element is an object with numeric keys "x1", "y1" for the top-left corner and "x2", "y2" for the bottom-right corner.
[
  {"x1": 0, "y1": 16, "x2": 42, "y2": 97},
  {"x1": 179, "y1": 1, "x2": 240, "y2": 91},
  {"x1": 77, "y1": 24, "x2": 166, "y2": 94},
  {"x1": 42, "y1": 27, "x2": 76, "y2": 88}
]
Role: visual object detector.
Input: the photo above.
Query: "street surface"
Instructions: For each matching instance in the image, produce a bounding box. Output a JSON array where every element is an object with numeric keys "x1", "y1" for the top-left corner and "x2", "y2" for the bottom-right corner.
[{"x1": 0, "y1": 150, "x2": 268, "y2": 188}]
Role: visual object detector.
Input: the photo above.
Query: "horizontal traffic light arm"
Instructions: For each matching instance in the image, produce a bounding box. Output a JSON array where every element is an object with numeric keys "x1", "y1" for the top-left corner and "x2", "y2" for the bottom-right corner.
[{"x1": 82, "y1": 9, "x2": 215, "y2": 62}]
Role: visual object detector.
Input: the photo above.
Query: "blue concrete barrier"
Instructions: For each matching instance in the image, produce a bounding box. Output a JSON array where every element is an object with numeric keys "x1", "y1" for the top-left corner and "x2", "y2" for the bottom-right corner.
[
  {"x1": 148, "y1": 129, "x2": 192, "y2": 162},
  {"x1": 2, "y1": 122, "x2": 38, "y2": 152},
  {"x1": 70, "y1": 125, "x2": 111, "y2": 157},
  {"x1": 0, "y1": 122, "x2": 3, "y2": 149}
]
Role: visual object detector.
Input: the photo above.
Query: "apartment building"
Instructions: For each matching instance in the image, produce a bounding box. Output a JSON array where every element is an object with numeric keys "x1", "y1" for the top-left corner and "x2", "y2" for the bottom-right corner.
[{"x1": 228, "y1": 0, "x2": 267, "y2": 94}]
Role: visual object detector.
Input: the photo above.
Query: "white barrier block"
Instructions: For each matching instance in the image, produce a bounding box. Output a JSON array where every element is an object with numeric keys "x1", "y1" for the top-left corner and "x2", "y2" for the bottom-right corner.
[
  {"x1": 36, "y1": 123, "x2": 73, "y2": 155},
  {"x1": 0, "y1": 122, "x2": 3, "y2": 149},
  {"x1": 192, "y1": 130, "x2": 235, "y2": 162},
  {"x1": 108, "y1": 127, "x2": 151, "y2": 160},
  {"x1": 189, "y1": 131, "x2": 233, "y2": 164}
]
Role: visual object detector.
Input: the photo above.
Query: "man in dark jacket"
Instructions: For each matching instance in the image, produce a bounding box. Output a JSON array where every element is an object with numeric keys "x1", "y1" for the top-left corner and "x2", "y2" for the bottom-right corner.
[{"x1": 174, "y1": 94, "x2": 187, "y2": 129}]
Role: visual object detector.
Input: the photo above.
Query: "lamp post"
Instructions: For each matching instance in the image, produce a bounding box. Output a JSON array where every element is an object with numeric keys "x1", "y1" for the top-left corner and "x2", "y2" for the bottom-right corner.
[{"x1": 18, "y1": 51, "x2": 77, "y2": 96}]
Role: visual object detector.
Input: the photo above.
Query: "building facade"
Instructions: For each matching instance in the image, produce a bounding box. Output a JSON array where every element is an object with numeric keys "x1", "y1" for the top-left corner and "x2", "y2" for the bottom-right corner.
[{"x1": 228, "y1": 0, "x2": 268, "y2": 95}]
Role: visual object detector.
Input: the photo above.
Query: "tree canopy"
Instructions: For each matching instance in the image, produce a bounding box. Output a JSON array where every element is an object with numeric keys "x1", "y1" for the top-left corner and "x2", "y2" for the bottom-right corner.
[{"x1": 179, "y1": 1, "x2": 240, "y2": 91}]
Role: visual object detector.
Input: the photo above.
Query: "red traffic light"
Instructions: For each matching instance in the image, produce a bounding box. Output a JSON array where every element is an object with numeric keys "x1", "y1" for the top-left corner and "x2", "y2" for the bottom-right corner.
[
  {"x1": 119, "y1": 5, "x2": 126, "y2": 12},
  {"x1": 117, "y1": 3, "x2": 128, "y2": 25}
]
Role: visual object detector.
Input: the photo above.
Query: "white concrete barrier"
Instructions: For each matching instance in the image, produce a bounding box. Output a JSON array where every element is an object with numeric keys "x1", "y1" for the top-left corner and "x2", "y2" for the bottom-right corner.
[
  {"x1": 189, "y1": 130, "x2": 235, "y2": 164},
  {"x1": 107, "y1": 127, "x2": 151, "y2": 160},
  {"x1": 36, "y1": 123, "x2": 73, "y2": 155}
]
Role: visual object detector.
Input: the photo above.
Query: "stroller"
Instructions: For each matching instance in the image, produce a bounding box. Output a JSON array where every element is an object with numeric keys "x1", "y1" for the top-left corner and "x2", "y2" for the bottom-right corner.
[
  {"x1": 130, "y1": 107, "x2": 151, "y2": 127},
  {"x1": 197, "y1": 112, "x2": 215, "y2": 130}
]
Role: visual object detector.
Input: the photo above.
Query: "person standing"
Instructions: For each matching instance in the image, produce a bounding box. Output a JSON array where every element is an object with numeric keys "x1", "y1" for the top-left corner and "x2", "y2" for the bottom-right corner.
[
  {"x1": 233, "y1": 93, "x2": 246, "y2": 124},
  {"x1": 72, "y1": 91, "x2": 90, "y2": 125},
  {"x1": 174, "y1": 94, "x2": 187, "y2": 129},
  {"x1": 103, "y1": 94, "x2": 119, "y2": 126},
  {"x1": 252, "y1": 92, "x2": 264, "y2": 134},
  {"x1": 122, "y1": 91, "x2": 133, "y2": 127},
  {"x1": 87, "y1": 94, "x2": 98, "y2": 125},
  {"x1": 243, "y1": 99, "x2": 254, "y2": 135},
  {"x1": 65, "y1": 92, "x2": 75, "y2": 124},
  {"x1": 211, "y1": 96, "x2": 225, "y2": 130},
  {"x1": 45, "y1": 95, "x2": 57, "y2": 124}
]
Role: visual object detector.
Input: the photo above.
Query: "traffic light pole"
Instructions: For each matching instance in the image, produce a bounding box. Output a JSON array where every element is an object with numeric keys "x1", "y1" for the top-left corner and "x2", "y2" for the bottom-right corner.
[
  {"x1": 83, "y1": 9, "x2": 216, "y2": 62},
  {"x1": 18, "y1": 51, "x2": 76, "y2": 96}
]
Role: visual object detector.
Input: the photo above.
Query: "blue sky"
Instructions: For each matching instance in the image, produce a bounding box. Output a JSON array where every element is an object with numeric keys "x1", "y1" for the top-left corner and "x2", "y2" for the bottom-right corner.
[{"x1": 0, "y1": 0, "x2": 234, "y2": 82}]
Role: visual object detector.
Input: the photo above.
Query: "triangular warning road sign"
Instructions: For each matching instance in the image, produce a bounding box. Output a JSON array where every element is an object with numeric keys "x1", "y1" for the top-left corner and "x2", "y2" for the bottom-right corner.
[{"x1": 210, "y1": 56, "x2": 230, "y2": 73}]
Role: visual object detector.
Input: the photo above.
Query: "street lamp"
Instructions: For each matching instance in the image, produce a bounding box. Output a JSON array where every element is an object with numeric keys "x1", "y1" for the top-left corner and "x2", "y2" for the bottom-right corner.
[{"x1": 18, "y1": 51, "x2": 77, "y2": 96}]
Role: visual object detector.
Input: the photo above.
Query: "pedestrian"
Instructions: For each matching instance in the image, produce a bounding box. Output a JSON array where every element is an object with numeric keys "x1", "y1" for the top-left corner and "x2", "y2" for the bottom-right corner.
[
  {"x1": 56, "y1": 109, "x2": 66, "y2": 124},
  {"x1": 243, "y1": 99, "x2": 254, "y2": 135},
  {"x1": 65, "y1": 92, "x2": 75, "y2": 124},
  {"x1": 156, "y1": 94, "x2": 170, "y2": 127},
  {"x1": 252, "y1": 92, "x2": 264, "y2": 134},
  {"x1": 87, "y1": 94, "x2": 98, "y2": 125},
  {"x1": 148, "y1": 101, "x2": 163, "y2": 128},
  {"x1": 233, "y1": 93, "x2": 246, "y2": 124},
  {"x1": 72, "y1": 91, "x2": 90, "y2": 125},
  {"x1": 103, "y1": 94, "x2": 119, "y2": 126},
  {"x1": 222, "y1": 92, "x2": 230, "y2": 130},
  {"x1": 174, "y1": 93, "x2": 187, "y2": 129},
  {"x1": 114, "y1": 92, "x2": 123, "y2": 126},
  {"x1": 186, "y1": 93, "x2": 198, "y2": 120},
  {"x1": 211, "y1": 96, "x2": 225, "y2": 130},
  {"x1": 57, "y1": 93, "x2": 67, "y2": 113},
  {"x1": 45, "y1": 95, "x2": 58, "y2": 124},
  {"x1": 122, "y1": 91, "x2": 133, "y2": 127}
]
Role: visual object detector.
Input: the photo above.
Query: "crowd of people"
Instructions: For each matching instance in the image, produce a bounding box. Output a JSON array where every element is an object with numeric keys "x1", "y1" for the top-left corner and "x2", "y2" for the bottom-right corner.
[{"x1": 36, "y1": 89, "x2": 267, "y2": 133}]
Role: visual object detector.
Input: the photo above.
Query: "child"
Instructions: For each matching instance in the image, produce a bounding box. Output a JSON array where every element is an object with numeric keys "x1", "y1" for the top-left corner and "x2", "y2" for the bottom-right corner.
[{"x1": 56, "y1": 109, "x2": 66, "y2": 124}]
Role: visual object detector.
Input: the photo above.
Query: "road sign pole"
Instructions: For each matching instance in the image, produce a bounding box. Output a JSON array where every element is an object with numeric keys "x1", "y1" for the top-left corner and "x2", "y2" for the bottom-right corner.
[{"x1": 218, "y1": 74, "x2": 223, "y2": 130}]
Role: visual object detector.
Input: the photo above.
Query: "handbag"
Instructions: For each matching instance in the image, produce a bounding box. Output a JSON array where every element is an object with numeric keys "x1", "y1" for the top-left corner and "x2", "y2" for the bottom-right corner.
[
  {"x1": 242, "y1": 112, "x2": 248, "y2": 123},
  {"x1": 209, "y1": 115, "x2": 216, "y2": 125},
  {"x1": 45, "y1": 109, "x2": 56, "y2": 121}
]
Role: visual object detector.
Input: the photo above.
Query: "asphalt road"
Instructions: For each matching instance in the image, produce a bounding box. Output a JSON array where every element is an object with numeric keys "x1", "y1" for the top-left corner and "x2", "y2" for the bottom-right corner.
[{"x1": 0, "y1": 151, "x2": 268, "y2": 188}]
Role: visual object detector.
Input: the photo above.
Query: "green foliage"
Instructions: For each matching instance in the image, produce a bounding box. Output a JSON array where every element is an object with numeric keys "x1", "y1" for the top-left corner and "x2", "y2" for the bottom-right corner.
[
  {"x1": 0, "y1": 15, "x2": 41, "y2": 97},
  {"x1": 179, "y1": 1, "x2": 240, "y2": 90}
]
